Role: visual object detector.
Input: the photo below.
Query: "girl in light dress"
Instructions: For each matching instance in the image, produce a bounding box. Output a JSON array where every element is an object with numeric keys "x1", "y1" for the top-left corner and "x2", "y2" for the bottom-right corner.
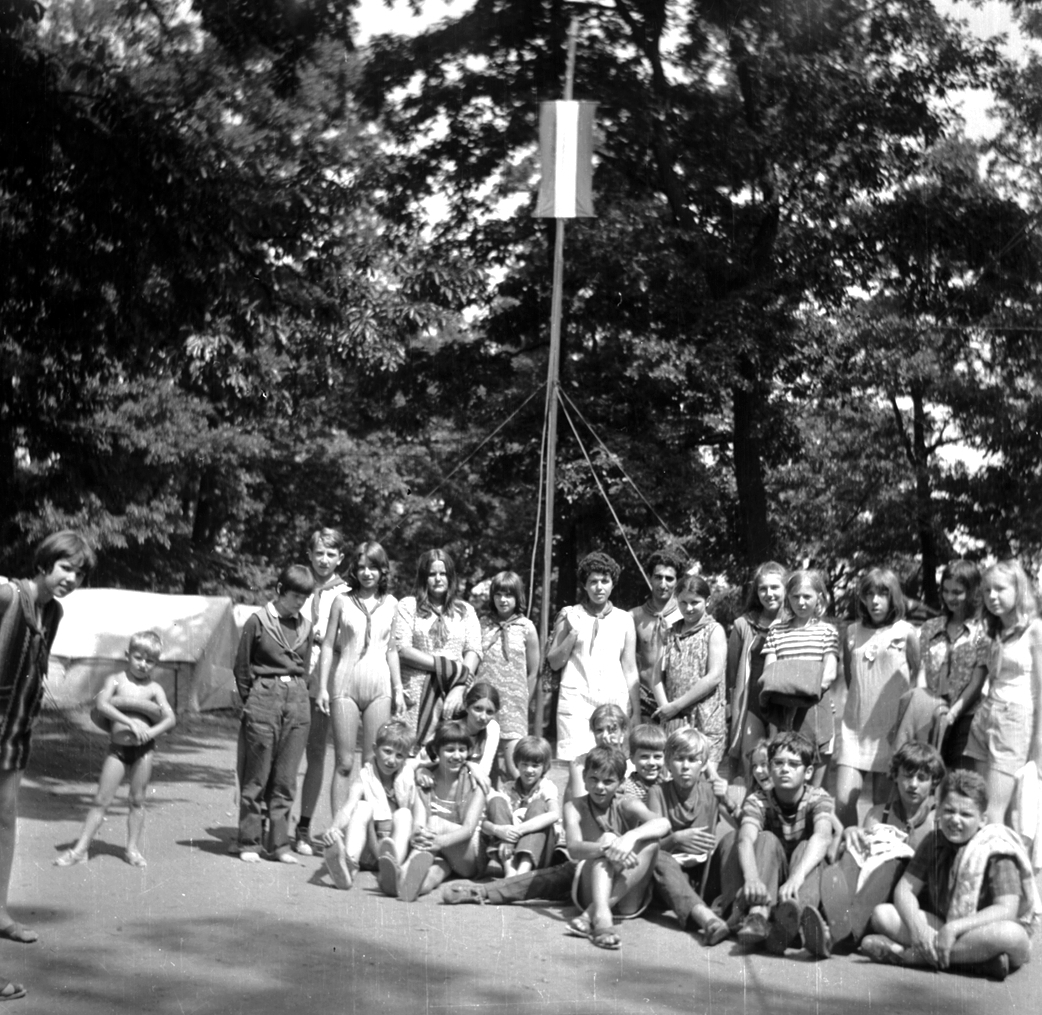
[
  {"x1": 835, "y1": 568, "x2": 920, "y2": 826},
  {"x1": 964, "y1": 560, "x2": 1042, "y2": 824},
  {"x1": 651, "y1": 573, "x2": 727, "y2": 764},
  {"x1": 476, "y1": 571, "x2": 539, "y2": 781},
  {"x1": 317, "y1": 541, "x2": 403, "y2": 816},
  {"x1": 548, "y1": 551, "x2": 638, "y2": 762}
]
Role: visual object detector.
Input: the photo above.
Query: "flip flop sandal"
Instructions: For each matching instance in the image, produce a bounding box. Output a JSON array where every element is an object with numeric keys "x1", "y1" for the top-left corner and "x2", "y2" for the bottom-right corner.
[
  {"x1": 590, "y1": 927, "x2": 621, "y2": 950},
  {"x1": 398, "y1": 851, "x2": 434, "y2": 902},
  {"x1": 860, "y1": 934, "x2": 907, "y2": 966},
  {"x1": 0, "y1": 923, "x2": 37, "y2": 944},
  {"x1": 324, "y1": 840, "x2": 353, "y2": 890},
  {"x1": 566, "y1": 914, "x2": 593, "y2": 939},
  {"x1": 377, "y1": 855, "x2": 400, "y2": 897},
  {"x1": 0, "y1": 979, "x2": 26, "y2": 1002}
]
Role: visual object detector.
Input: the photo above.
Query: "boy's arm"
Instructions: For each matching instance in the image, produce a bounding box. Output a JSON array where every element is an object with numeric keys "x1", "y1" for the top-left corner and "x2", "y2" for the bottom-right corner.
[
  {"x1": 141, "y1": 684, "x2": 176, "y2": 740},
  {"x1": 322, "y1": 778, "x2": 365, "y2": 842},
  {"x1": 565, "y1": 757, "x2": 585, "y2": 803},
  {"x1": 650, "y1": 653, "x2": 670, "y2": 711},
  {"x1": 613, "y1": 798, "x2": 670, "y2": 856},
  {"x1": 233, "y1": 618, "x2": 258, "y2": 702},
  {"x1": 779, "y1": 812, "x2": 833, "y2": 901},
  {"x1": 563, "y1": 799, "x2": 610, "y2": 859},
  {"x1": 737, "y1": 820, "x2": 769, "y2": 904},
  {"x1": 94, "y1": 674, "x2": 134, "y2": 728},
  {"x1": 894, "y1": 871, "x2": 937, "y2": 964}
]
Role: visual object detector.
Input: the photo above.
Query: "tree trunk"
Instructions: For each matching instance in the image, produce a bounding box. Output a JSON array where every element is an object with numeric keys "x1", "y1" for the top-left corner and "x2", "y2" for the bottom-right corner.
[
  {"x1": 732, "y1": 373, "x2": 772, "y2": 566},
  {"x1": 911, "y1": 388, "x2": 939, "y2": 607}
]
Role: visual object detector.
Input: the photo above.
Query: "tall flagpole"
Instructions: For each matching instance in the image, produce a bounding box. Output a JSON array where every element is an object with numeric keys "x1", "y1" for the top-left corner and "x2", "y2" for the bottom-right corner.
[{"x1": 535, "y1": 19, "x2": 579, "y2": 743}]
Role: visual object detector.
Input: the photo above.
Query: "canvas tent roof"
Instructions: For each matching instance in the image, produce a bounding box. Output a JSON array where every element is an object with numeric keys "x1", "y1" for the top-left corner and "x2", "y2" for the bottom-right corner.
[{"x1": 46, "y1": 589, "x2": 246, "y2": 711}]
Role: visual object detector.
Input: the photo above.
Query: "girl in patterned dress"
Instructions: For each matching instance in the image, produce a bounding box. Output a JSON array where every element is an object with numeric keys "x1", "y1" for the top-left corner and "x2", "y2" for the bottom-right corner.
[
  {"x1": 394, "y1": 549, "x2": 481, "y2": 750},
  {"x1": 476, "y1": 572, "x2": 539, "y2": 781},
  {"x1": 651, "y1": 574, "x2": 727, "y2": 764},
  {"x1": 836, "y1": 568, "x2": 920, "y2": 826}
]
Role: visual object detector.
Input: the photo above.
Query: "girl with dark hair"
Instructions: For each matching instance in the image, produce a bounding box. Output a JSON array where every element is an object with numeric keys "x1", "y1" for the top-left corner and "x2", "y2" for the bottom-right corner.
[
  {"x1": 317, "y1": 541, "x2": 403, "y2": 816},
  {"x1": 726, "y1": 561, "x2": 788, "y2": 776},
  {"x1": 836, "y1": 568, "x2": 920, "y2": 825},
  {"x1": 916, "y1": 560, "x2": 990, "y2": 770},
  {"x1": 394, "y1": 549, "x2": 481, "y2": 748},
  {"x1": 547, "y1": 552, "x2": 638, "y2": 761},
  {"x1": 476, "y1": 571, "x2": 539, "y2": 780}
]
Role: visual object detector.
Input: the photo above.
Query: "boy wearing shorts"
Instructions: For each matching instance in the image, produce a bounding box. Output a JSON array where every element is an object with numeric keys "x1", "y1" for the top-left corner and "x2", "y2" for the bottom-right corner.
[{"x1": 55, "y1": 631, "x2": 175, "y2": 867}]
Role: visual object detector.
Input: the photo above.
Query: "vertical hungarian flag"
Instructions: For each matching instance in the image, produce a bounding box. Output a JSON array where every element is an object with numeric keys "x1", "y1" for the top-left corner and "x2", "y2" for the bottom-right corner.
[{"x1": 535, "y1": 101, "x2": 596, "y2": 218}]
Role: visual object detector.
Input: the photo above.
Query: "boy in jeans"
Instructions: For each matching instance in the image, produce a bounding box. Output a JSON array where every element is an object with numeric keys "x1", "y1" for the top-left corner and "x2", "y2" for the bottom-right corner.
[
  {"x1": 234, "y1": 564, "x2": 315, "y2": 863},
  {"x1": 732, "y1": 731, "x2": 835, "y2": 953}
]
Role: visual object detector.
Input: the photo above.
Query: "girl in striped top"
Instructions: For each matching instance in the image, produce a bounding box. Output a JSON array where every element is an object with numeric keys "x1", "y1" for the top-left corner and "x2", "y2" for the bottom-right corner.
[{"x1": 761, "y1": 570, "x2": 840, "y2": 787}]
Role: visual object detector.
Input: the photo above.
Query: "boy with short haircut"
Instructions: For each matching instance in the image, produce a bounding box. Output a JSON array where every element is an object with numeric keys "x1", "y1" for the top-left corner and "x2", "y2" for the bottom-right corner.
[
  {"x1": 647, "y1": 728, "x2": 730, "y2": 945},
  {"x1": 630, "y1": 549, "x2": 684, "y2": 721},
  {"x1": 563, "y1": 746, "x2": 670, "y2": 950},
  {"x1": 55, "y1": 631, "x2": 176, "y2": 868},
  {"x1": 482, "y1": 735, "x2": 560, "y2": 876},
  {"x1": 733, "y1": 731, "x2": 835, "y2": 953},
  {"x1": 0, "y1": 530, "x2": 94, "y2": 977},
  {"x1": 619, "y1": 723, "x2": 666, "y2": 800},
  {"x1": 234, "y1": 564, "x2": 316, "y2": 863},
  {"x1": 294, "y1": 527, "x2": 349, "y2": 855}
]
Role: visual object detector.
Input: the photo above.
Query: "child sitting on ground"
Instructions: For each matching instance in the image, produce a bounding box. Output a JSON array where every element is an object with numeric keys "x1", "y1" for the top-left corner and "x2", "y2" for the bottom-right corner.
[
  {"x1": 394, "y1": 720, "x2": 487, "y2": 901},
  {"x1": 563, "y1": 746, "x2": 670, "y2": 950},
  {"x1": 647, "y1": 728, "x2": 730, "y2": 945},
  {"x1": 862, "y1": 769, "x2": 1041, "y2": 980},
  {"x1": 619, "y1": 724, "x2": 666, "y2": 801},
  {"x1": 565, "y1": 704, "x2": 629, "y2": 802},
  {"x1": 320, "y1": 720, "x2": 417, "y2": 890},
  {"x1": 55, "y1": 631, "x2": 176, "y2": 868},
  {"x1": 820, "y1": 740, "x2": 945, "y2": 949},
  {"x1": 482, "y1": 735, "x2": 560, "y2": 875},
  {"x1": 729, "y1": 731, "x2": 836, "y2": 955}
]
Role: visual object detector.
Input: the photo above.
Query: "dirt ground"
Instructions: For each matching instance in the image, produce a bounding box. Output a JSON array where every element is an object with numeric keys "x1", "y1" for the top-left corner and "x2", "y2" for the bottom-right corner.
[{"x1": 2, "y1": 709, "x2": 1038, "y2": 1015}]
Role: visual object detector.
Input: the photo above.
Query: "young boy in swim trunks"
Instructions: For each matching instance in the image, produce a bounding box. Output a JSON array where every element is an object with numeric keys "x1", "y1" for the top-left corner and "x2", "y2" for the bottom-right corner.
[
  {"x1": 563, "y1": 746, "x2": 669, "y2": 949},
  {"x1": 55, "y1": 630, "x2": 175, "y2": 868}
]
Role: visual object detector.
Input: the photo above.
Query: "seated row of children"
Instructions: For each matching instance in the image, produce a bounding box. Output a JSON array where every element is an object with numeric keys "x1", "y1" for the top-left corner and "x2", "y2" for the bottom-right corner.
[{"x1": 331, "y1": 694, "x2": 1038, "y2": 979}]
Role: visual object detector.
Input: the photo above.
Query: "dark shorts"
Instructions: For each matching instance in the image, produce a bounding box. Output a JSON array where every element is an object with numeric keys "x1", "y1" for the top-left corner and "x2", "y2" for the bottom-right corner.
[{"x1": 108, "y1": 739, "x2": 156, "y2": 767}]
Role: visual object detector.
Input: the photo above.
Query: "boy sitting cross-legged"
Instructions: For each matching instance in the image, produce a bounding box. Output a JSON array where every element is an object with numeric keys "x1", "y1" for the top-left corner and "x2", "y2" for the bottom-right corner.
[
  {"x1": 730, "y1": 731, "x2": 836, "y2": 953},
  {"x1": 647, "y1": 728, "x2": 730, "y2": 945},
  {"x1": 563, "y1": 746, "x2": 670, "y2": 950}
]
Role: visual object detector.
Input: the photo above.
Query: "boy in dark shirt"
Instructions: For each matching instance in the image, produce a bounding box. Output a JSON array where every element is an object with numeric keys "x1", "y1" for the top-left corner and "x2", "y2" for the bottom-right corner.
[{"x1": 234, "y1": 564, "x2": 315, "y2": 863}]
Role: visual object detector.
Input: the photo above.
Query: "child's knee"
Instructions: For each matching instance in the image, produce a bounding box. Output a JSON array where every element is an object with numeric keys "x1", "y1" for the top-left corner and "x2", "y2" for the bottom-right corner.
[{"x1": 127, "y1": 789, "x2": 146, "y2": 809}]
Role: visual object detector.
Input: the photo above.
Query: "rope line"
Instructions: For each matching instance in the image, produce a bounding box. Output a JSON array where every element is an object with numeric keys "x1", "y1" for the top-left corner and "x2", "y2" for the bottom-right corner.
[
  {"x1": 558, "y1": 395, "x2": 650, "y2": 590},
  {"x1": 559, "y1": 388, "x2": 675, "y2": 537}
]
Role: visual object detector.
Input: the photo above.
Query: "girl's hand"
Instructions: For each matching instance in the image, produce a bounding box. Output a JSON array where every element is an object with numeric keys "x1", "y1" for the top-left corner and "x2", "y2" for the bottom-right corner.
[
  {"x1": 414, "y1": 768, "x2": 434, "y2": 790},
  {"x1": 742, "y1": 878, "x2": 769, "y2": 907},
  {"x1": 911, "y1": 923, "x2": 940, "y2": 967},
  {"x1": 443, "y1": 684, "x2": 465, "y2": 717},
  {"x1": 710, "y1": 774, "x2": 729, "y2": 801},
  {"x1": 411, "y1": 827, "x2": 435, "y2": 851},
  {"x1": 392, "y1": 687, "x2": 407, "y2": 716},
  {"x1": 653, "y1": 701, "x2": 679, "y2": 722},
  {"x1": 778, "y1": 875, "x2": 804, "y2": 902},
  {"x1": 934, "y1": 924, "x2": 958, "y2": 968},
  {"x1": 466, "y1": 762, "x2": 491, "y2": 796},
  {"x1": 315, "y1": 690, "x2": 330, "y2": 716}
]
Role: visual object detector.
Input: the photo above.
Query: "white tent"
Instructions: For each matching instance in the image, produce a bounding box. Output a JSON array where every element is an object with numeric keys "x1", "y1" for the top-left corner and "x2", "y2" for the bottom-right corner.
[{"x1": 46, "y1": 589, "x2": 253, "y2": 712}]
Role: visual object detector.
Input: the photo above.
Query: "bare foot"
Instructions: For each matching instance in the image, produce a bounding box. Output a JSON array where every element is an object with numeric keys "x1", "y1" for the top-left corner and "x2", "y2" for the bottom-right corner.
[
  {"x1": 240, "y1": 850, "x2": 261, "y2": 863},
  {"x1": 125, "y1": 849, "x2": 147, "y2": 868}
]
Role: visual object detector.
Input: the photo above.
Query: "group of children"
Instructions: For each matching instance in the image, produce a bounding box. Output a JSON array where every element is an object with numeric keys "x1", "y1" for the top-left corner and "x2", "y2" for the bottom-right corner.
[{"x1": 2, "y1": 529, "x2": 1041, "y2": 1003}]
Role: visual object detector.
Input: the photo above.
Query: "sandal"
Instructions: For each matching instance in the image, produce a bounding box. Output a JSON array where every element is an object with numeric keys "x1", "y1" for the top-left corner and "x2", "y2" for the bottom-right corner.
[
  {"x1": 441, "y1": 883, "x2": 487, "y2": 905},
  {"x1": 0, "y1": 979, "x2": 26, "y2": 1002},
  {"x1": 590, "y1": 926, "x2": 621, "y2": 950},
  {"x1": 0, "y1": 922, "x2": 36, "y2": 945},
  {"x1": 398, "y1": 851, "x2": 433, "y2": 902},
  {"x1": 860, "y1": 934, "x2": 907, "y2": 966},
  {"x1": 703, "y1": 917, "x2": 730, "y2": 947},
  {"x1": 566, "y1": 914, "x2": 593, "y2": 939},
  {"x1": 125, "y1": 850, "x2": 148, "y2": 868},
  {"x1": 53, "y1": 849, "x2": 87, "y2": 869}
]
